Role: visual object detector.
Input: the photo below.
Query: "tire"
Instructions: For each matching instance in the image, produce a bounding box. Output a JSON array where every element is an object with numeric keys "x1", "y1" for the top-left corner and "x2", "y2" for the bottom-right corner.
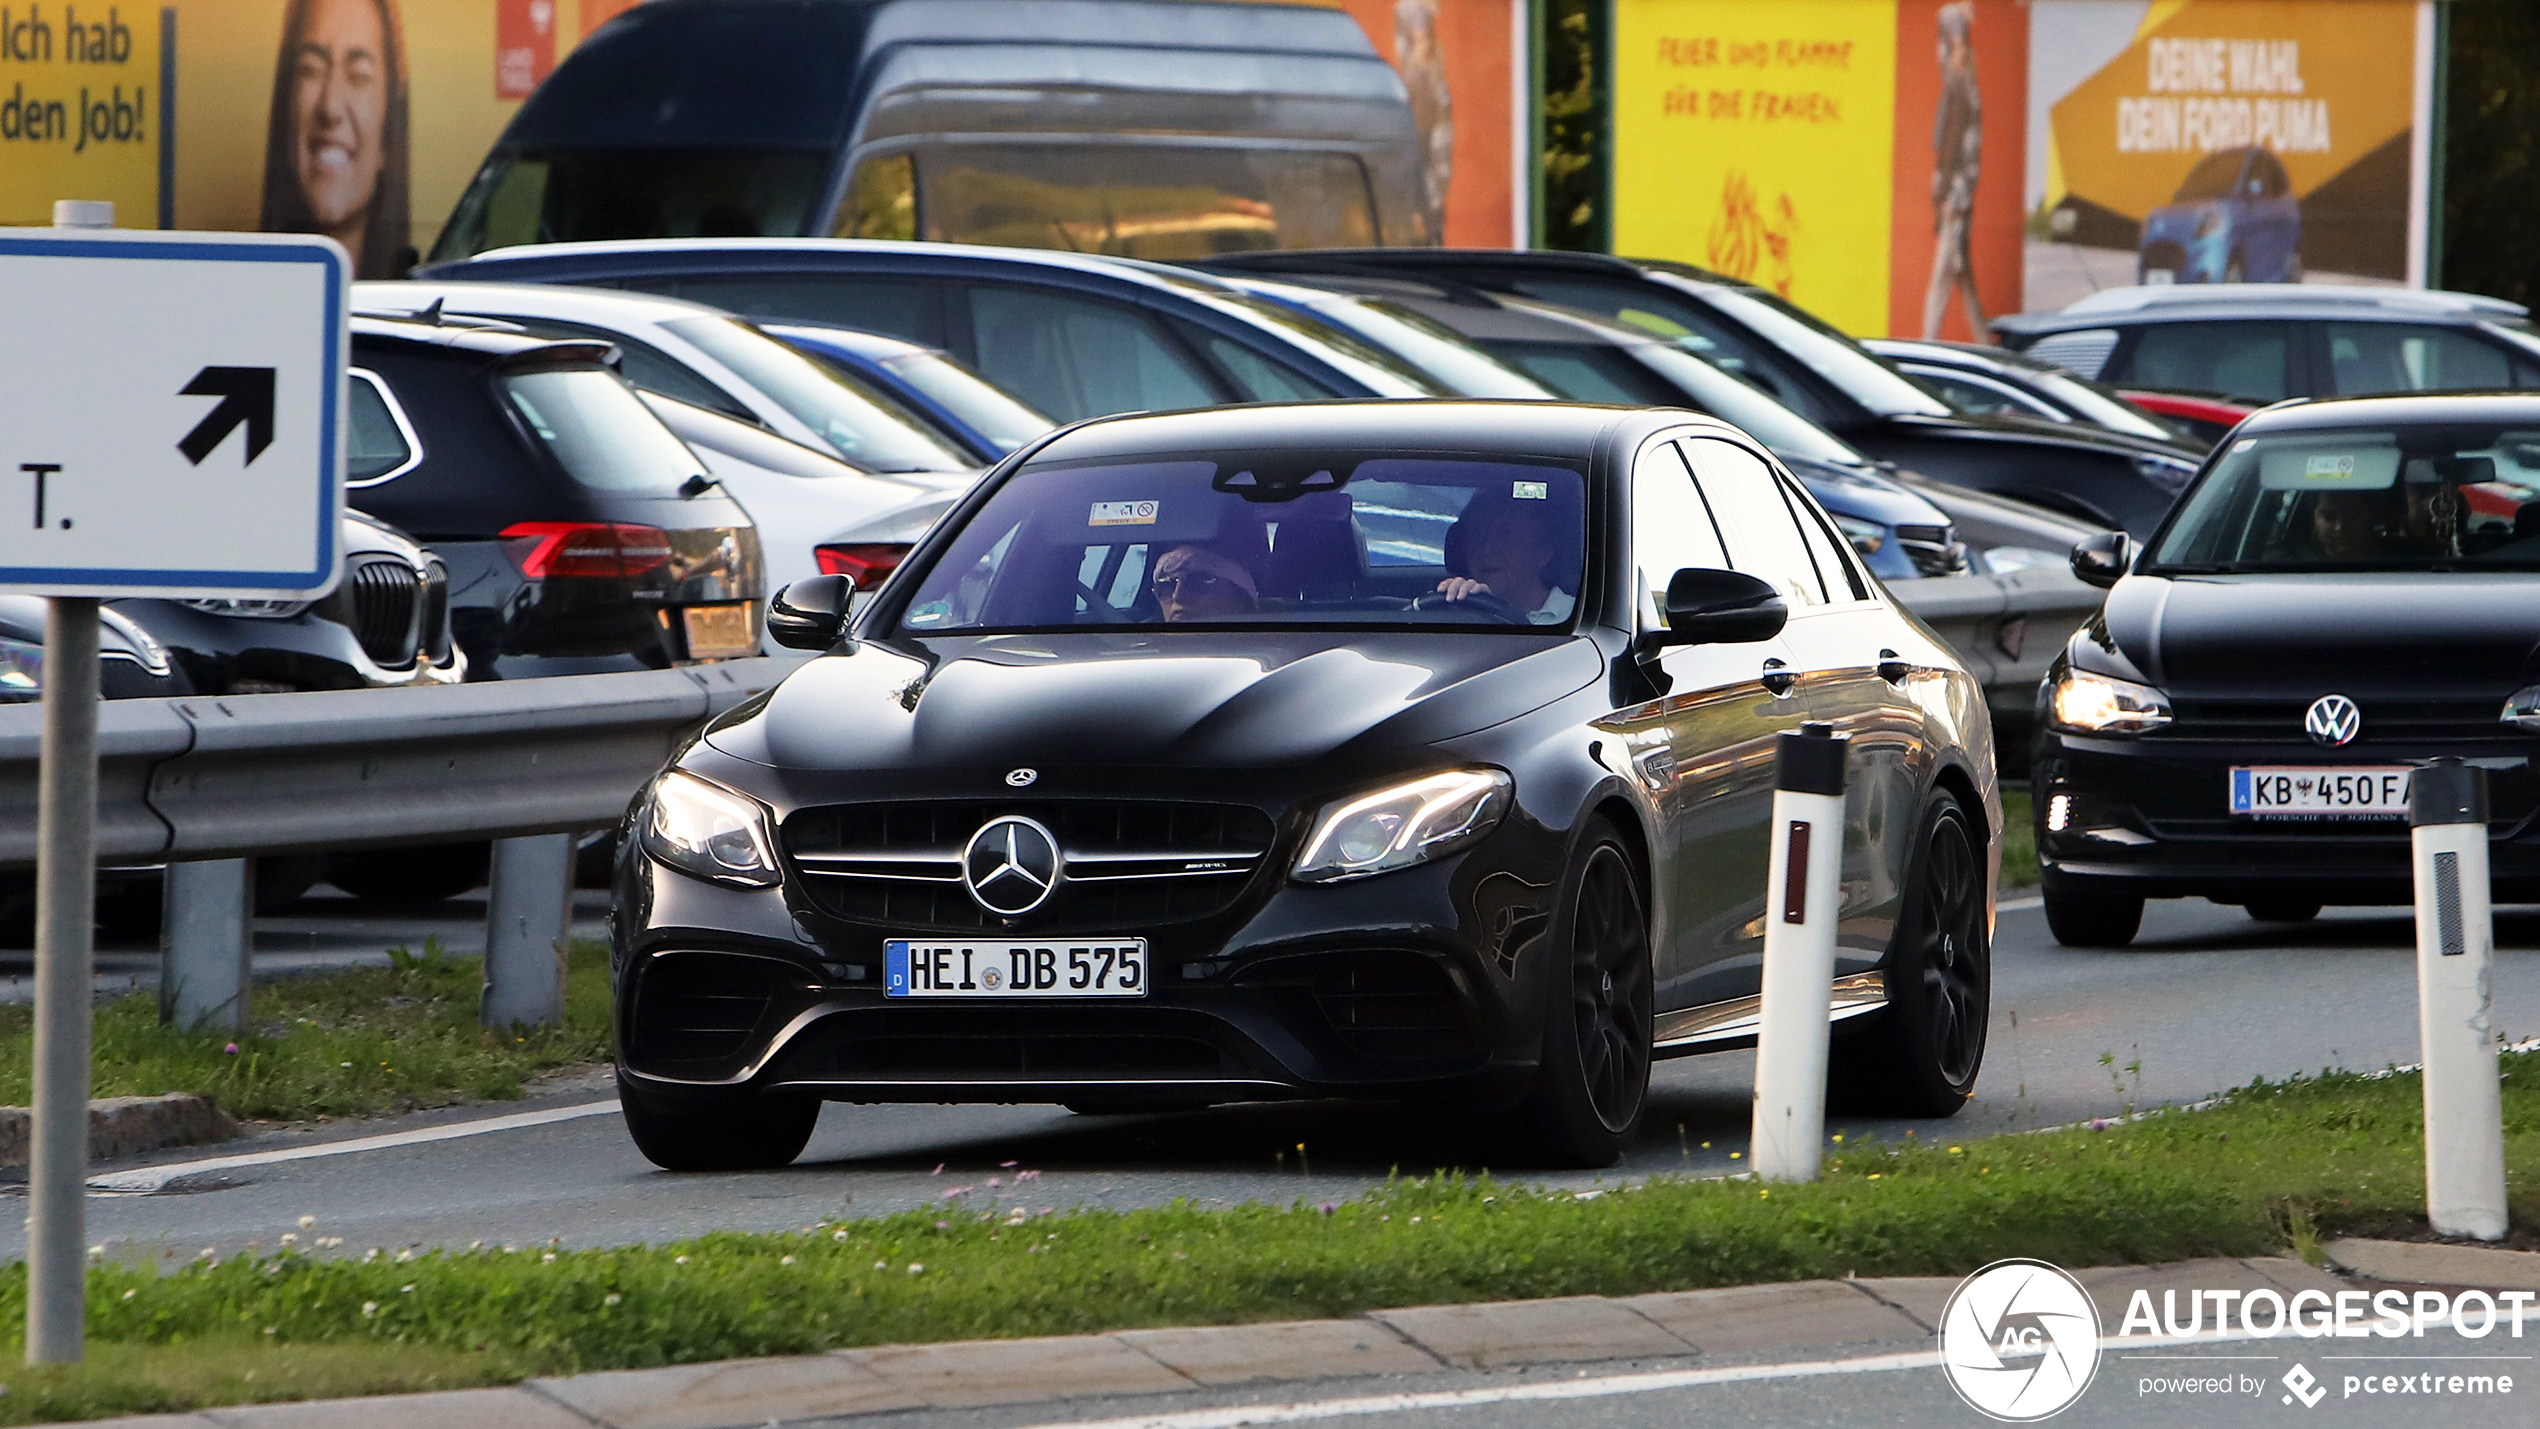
[
  {"x1": 2042, "y1": 877, "x2": 2144, "y2": 948},
  {"x1": 2246, "y1": 898, "x2": 2322, "y2": 923},
  {"x1": 328, "y1": 841, "x2": 492, "y2": 905},
  {"x1": 618, "y1": 1072, "x2": 818, "y2": 1172},
  {"x1": 1509, "y1": 822, "x2": 1652, "y2": 1168},
  {"x1": 1831, "y1": 792, "x2": 1990, "y2": 1117}
]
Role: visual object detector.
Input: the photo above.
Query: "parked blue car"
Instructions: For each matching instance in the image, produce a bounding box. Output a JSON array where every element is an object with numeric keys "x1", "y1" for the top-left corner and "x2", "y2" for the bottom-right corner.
[
  {"x1": 2138, "y1": 145, "x2": 2301, "y2": 285},
  {"x1": 763, "y1": 323, "x2": 1053, "y2": 465}
]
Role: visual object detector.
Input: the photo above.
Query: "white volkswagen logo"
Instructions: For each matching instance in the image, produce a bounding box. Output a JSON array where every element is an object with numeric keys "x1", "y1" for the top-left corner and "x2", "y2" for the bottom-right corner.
[
  {"x1": 2304, "y1": 694, "x2": 2362, "y2": 748},
  {"x1": 962, "y1": 816, "x2": 1061, "y2": 916},
  {"x1": 1939, "y1": 1258, "x2": 2101, "y2": 1421}
]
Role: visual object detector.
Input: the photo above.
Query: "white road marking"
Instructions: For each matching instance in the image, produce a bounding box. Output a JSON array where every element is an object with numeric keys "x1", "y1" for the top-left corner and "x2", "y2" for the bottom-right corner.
[{"x1": 87, "y1": 1099, "x2": 620, "y2": 1193}]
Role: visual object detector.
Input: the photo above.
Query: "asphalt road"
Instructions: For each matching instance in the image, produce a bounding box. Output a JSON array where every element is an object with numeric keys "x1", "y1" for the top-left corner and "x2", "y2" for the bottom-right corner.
[{"x1": 26, "y1": 894, "x2": 2540, "y2": 1267}]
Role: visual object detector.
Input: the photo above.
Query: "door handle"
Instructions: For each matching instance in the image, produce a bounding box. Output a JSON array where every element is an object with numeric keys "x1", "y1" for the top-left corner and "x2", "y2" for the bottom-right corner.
[
  {"x1": 1760, "y1": 657, "x2": 1797, "y2": 698},
  {"x1": 1877, "y1": 648, "x2": 1910, "y2": 682}
]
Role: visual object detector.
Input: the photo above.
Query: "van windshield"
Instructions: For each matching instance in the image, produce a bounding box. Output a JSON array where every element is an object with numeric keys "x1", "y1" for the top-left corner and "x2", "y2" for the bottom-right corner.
[
  {"x1": 2149, "y1": 422, "x2": 2540, "y2": 572},
  {"x1": 429, "y1": 149, "x2": 828, "y2": 262}
]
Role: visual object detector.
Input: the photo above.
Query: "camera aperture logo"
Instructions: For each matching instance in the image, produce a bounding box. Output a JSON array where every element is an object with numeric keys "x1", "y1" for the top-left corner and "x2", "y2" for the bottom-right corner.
[{"x1": 1941, "y1": 1259, "x2": 2104, "y2": 1421}]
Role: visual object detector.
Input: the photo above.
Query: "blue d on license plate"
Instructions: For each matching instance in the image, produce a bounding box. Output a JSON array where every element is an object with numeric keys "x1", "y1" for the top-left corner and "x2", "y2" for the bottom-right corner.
[
  {"x1": 884, "y1": 939, "x2": 1148, "y2": 997},
  {"x1": 2229, "y1": 766, "x2": 2414, "y2": 819}
]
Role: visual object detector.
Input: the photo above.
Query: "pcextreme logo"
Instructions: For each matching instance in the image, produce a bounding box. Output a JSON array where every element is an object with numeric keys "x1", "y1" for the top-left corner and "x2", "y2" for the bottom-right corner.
[{"x1": 1939, "y1": 1259, "x2": 2103, "y2": 1421}]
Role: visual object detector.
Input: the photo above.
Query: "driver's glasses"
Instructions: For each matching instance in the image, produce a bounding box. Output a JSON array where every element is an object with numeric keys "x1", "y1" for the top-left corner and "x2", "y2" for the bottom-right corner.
[{"x1": 1151, "y1": 571, "x2": 1233, "y2": 602}]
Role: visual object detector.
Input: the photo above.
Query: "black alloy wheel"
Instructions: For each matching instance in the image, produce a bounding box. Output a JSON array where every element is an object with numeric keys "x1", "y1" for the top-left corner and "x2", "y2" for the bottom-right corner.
[
  {"x1": 1833, "y1": 792, "x2": 1990, "y2": 1116},
  {"x1": 1512, "y1": 822, "x2": 1652, "y2": 1167},
  {"x1": 2042, "y1": 875, "x2": 2145, "y2": 948},
  {"x1": 618, "y1": 1071, "x2": 819, "y2": 1172}
]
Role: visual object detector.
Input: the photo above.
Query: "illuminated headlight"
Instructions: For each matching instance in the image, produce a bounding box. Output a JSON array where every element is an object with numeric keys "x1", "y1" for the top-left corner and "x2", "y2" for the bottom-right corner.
[
  {"x1": 2503, "y1": 685, "x2": 2540, "y2": 732},
  {"x1": 2132, "y1": 453, "x2": 2199, "y2": 494},
  {"x1": 180, "y1": 598, "x2": 313, "y2": 618},
  {"x1": 0, "y1": 635, "x2": 40, "y2": 700},
  {"x1": 1293, "y1": 769, "x2": 1512, "y2": 883},
  {"x1": 639, "y1": 770, "x2": 781, "y2": 887},
  {"x1": 1832, "y1": 514, "x2": 1887, "y2": 556},
  {"x1": 2050, "y1": 671, "x2": 2172, "y2": 734}
]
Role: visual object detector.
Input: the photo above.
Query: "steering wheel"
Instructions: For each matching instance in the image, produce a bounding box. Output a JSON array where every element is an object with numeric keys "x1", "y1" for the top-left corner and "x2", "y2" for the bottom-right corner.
[
  {"x1": 1074, "y1": 580, "x2": 1132, "y2": 623},
  {"x1": 1412, "y1": 588, "x2": 1526, "y2": 623}
]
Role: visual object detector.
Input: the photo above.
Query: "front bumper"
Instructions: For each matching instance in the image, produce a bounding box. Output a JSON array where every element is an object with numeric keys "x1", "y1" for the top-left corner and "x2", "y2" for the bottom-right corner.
[
  {"x1": 2033, "y1": 728, "x2": 2540, "y2": 903},
  {"x1": 610, "y1": 816, "x2": 1566, "y2": 1108}
]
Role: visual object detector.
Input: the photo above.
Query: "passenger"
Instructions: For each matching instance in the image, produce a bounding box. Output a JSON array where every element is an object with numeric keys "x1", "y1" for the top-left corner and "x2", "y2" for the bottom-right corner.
[
  {"x1": 1151, "y1": 543, "x2": 1261, "y2": 622},
  {"x1": 1436, "y1": 492, "x2": 1577, "y2": 623},
  {"x1": 2308, "y1": 490, "x2": 2390, "y2": 560},
  {"x1": 2397, "y1": 478, "x2": 2463, "y2": 556}
]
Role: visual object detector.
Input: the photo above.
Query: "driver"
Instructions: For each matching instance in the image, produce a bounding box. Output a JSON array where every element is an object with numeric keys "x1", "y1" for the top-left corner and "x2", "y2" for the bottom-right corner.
[
  {"x1": 1436, "y1": 493, "x2": 1576, "y2": 624},
  {"x1": 2309, "y1": 490, "x2": 2390, "y2": 560},
  {"x1": 1151, "y1": 543, "x2": 1261, "y2": 622}
]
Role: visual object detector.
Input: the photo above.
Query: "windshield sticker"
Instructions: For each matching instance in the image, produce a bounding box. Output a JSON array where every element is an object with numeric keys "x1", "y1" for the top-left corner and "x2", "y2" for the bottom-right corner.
[
  {"x1": 1089, "y1": 500, "x2": 1160, "y2": 527},
  {"x1": 2306, "y1": 454, "x2": 2357, "y2": 479},
  {"x1": 1511, "y1": 480, "x2": 1549, "y2": 500}
]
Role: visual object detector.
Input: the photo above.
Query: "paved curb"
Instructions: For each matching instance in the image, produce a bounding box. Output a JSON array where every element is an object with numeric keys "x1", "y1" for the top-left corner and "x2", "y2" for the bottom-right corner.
[
  {"x1": 0, "y1": 1094, "x2": 236, "y2": 1167},
  {"x1": 41, "y1": 1256, "x2": 2339, "y2": 1429},
  {"x1": 2325, "y1": 1236, "x2": 2540, "y2": 1291}
]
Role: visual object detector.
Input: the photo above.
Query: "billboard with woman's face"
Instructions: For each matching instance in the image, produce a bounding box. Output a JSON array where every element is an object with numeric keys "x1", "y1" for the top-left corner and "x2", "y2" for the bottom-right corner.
[{"x1": 260, "y1": 0, "x2": 410, "y2": 277}]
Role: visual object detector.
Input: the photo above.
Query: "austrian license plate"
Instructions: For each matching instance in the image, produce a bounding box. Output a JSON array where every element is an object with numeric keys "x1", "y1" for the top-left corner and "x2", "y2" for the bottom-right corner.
[
  {"x1": 884, "y1": 939, "x2": 1149, "y2": 998},
  {"x1": 2228, "y1": 766, "x2": 2415, "y2": 819},
  {"x1": 681, "y1": 603, "x2": 755, "y2": 659}
]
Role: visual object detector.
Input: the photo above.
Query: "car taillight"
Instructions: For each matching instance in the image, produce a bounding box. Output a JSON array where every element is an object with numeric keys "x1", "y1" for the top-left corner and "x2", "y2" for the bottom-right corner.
[
  {"x1": 502, "y1": 522, "x2": 675, "y2": 580},
  {"x1": 813, "y1": 542, "x2": 909, "y2": 591}
]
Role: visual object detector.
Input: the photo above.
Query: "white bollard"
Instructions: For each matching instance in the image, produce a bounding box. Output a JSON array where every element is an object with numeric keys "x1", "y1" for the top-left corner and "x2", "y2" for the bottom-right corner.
[
  {"x1": 2410, "y1": 758, "x2": 2507, "y2": 1241},
  {"x1": 1751, "y1": 722, "x2": 1848, "y2": 1183}
]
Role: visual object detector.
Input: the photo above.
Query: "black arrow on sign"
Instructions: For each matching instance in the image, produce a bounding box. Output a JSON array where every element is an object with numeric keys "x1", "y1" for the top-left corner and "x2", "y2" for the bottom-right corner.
[{"x1": 177, "y1": 366, "x2": 276, "y2": 466}]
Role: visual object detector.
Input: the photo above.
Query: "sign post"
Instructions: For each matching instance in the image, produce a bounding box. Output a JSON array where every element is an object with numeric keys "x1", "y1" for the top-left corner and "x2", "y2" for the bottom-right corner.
[{"x1": 0, "y1": 205, "x2": 345, "y2": 1363}]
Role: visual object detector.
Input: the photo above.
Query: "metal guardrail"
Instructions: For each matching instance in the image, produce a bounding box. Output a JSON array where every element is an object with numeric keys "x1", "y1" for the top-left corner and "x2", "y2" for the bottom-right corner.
[{"x1": 0, "y1": 658, "x2": 792, "y2": 872}]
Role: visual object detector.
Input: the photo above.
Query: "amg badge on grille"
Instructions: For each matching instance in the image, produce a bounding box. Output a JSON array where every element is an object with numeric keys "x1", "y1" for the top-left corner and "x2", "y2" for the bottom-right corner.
[{"x1": 2304, "y1": 694, "x2": 2362, "y2": 747}]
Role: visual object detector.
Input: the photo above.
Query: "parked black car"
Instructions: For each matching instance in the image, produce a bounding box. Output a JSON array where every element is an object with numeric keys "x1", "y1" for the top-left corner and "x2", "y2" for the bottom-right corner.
[
  {"x1": 1204, "y1": 250, "x2": 2203, "y2": 535},
  {"x1": 612, "y1": 401, "x2": 1998, "y2": 1172},
  {"x1": 347, "y1": 316, "x2": 764, "y2": 680},
  {"x1": 0, "y1": 598, "x2": 186, "y2": 704},
  {"x1": 1861, "y1": 337, "x2": 2194, "y2": 448},
  {"x1": 2032, "y1": 392, "x2": 2540, "y2": 946}
]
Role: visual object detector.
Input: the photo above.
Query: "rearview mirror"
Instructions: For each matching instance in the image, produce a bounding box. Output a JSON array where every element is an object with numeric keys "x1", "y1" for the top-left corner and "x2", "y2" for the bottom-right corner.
[
  {"x1": 2069, "y1": 531, "x2": 2135, "y2": 590},
  {"x1": 767, "y1": 576, "x2": 853, "y2": 651},
  {"x1": 1639, "y1": 568, "x2": 1787, "y2": 651}
]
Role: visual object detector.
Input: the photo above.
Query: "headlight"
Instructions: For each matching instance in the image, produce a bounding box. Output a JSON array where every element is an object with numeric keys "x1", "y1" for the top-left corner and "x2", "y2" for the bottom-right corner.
[
  {"x1": 2049, "y1": 671, "x2": 2172, "y2": 734},
  {"x1": 2133, "y1": 453, "x2": 2199, "y2": 494},
  {"x1": 0, "y1": 635, "x2": 40, "y2": 700},
  {"x1": 1831, "y1": 514, "x2": 1887, "y2": 556},
  {"x1": 2502, "y1": 685, "x2": 2540, "y2": 732},
  {"x1": 639, "y1": 770, "x2": 781, "y2": 887},
  {"x1": 1293, "y1": 769, "x2": 1512, "y2": 883},
  {"x1": 180, "y1": 598, "x2": 313, "y2": 618}
]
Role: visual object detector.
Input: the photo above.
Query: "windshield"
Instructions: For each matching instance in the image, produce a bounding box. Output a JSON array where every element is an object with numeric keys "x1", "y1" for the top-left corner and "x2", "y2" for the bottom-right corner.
[
  {"x1": 896, "y1": 455, "x2": 1587, "y2": 634},
  {"x1": 1277, "y1": 295, "x2": 1554, "y2": 399},
  {"x1": 1626, "y1": 345, "x2": 1873, "y2": 466},
  {"x1": 663, "y1": 317, "x2": 971, "y2": 473},
  {"x1": 1701, "y1": 290, "x2": 1953, "y2": 418},
  {"x1": 878, "y1": 352, "x2": 1052, "y2": 453},
  {"x1": 429, "y1": 149, "x2": 828, "y2": 262},
  {"x1": 2149, "y1": 422, "x2": 2540, "y2": 572},
  {"x1": 500, "y1": 367, "x2": 702, "y2": 496}
]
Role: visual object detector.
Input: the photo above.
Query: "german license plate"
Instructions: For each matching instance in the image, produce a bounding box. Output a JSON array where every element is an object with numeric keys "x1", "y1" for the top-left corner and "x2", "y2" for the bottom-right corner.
[
  {"x1": 681, "y1": 603, "x2": 755, "y2": 659},
  {"x1": 885, "y1": 939, "x2": 1149, "y2": 998},
  {"x1": 2229, "y1": 766, "x2": 2414, "y2": 819}
]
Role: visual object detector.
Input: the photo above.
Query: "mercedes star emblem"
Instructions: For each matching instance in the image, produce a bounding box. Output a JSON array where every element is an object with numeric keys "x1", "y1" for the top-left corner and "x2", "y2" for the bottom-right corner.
[
  {"x1": 1005, "y1": 768, "x2": 1038, "y2": 787},
  {"x1": 962, "y1": 816, "x2": 1061, "y2": 916},
  {"x1": 2304, "y1": 694, "x2": 2362, "y2": 748}
]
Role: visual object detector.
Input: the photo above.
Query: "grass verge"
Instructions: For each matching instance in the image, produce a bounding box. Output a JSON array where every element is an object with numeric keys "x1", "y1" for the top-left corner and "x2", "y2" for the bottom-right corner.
[
  {"x1": 2000, "y1": 788, "x2": 2036, "y2": 889},
  {"x1": 0, "y1": 941, "x2": 611, "y2": 1121},
  {"x1": 3, "y1": 1053, "x2": 2534, "y2": 1423}
]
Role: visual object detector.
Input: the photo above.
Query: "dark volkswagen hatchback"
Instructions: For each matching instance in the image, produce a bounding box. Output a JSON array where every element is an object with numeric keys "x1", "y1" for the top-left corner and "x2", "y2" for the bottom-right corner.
[
  {"x1": 2034, "y1": 393, "x2": 2540, "y2": 946},
  {"x1": 615, "y1": 403, "x2": 1999, "y2": 1170}
]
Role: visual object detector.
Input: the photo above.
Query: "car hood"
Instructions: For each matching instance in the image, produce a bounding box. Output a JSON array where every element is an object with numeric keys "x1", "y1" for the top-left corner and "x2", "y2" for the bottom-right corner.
[
  {"x1": 2088, "y1": 573, "x2": 2540, "y2": 698},
  {"x1": 706, "y1": 630, "x2": 1605, "y2": 772}
]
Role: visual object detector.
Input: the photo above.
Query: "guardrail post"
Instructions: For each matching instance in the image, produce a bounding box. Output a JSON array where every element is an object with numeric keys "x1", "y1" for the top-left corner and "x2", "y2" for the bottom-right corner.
[
  {"x1": 160, "y1": 859, "x2": 250, "y2": 1032},
  {"x1": 2411, "y1": 758, "x2": 2508, "y2": 1240},
  {"x1": 483, "y1": 833, "x2": 573, "y2": 1030},
  {"x1": 1751, "y1": 721, "x2": 1848, "y2": 1184}
]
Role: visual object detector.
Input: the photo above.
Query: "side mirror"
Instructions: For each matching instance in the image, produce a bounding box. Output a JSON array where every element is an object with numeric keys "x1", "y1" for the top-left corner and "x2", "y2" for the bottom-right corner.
[
  {"x1": 767, "y1": 576, "x2": 853, "y2": 651},
  {"x1": 1639, "y1": 568, "x2": 1787, "y2": 651},
  {"x1": 2069, "y1": 531, "x2": 2135, "y2": 590}
]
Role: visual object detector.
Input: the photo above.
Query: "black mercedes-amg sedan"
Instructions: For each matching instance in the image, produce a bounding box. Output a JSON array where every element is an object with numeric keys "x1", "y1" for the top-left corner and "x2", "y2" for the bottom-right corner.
[
  {"x1": 613, "y1": 402, "x2": 2000, "y2": 1169},
  {"x1": 2034, "y1": 392, "x2": 2540, "y2": 947}
]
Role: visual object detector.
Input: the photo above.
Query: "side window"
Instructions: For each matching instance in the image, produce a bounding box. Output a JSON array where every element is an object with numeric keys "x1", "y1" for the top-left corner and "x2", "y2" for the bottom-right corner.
[
  {"x1": 1629, "y1": 440, "x2": 1729, "y2": 631},
  {"x1": 1193, "y1": 330, "x2": 1332, "y2": 401},
  {"x1": 346, "y1": 370, "x2": 420, "y2": 486},
  {"x1": 1680, "y1": 438, "x2": 1826, "y2": 607},
  {"x1": 965, "y1": 286, "x2": 1222, "y2": 423},
  {"x1": 1780, "y1": 476, "x2": 1868, "y2": 602},
  {"x1": 2112, "y1": 321, "x2": 2293, "y2": 403},
  {"x1": 2325, "y1": 322, "x2": 2514, "y2": 395},
  {"x1": 2020, "y1": 327, "x2": 2120, "y2": 379},
  {"x1": 668, "y1": 274, "x2": 947, "y2": 349},
  {"x1": 832, "y1": 154, "x2": 917, "y2": 240},
  {"x1": 499, "y1": 318, "x2": 752, "y2": 419}
]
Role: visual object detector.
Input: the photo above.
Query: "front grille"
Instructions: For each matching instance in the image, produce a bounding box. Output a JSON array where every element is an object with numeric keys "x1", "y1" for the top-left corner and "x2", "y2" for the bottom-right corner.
[
  {"x1": 419, "y1": 559, "x2": 452, "y2": 665},
  {"x1": 1896, "y1": 524, "x2": 1970, "y2": 578},
  {"x1": 345, "y1": 557, "x2": 422, "y2": 668},
  {"x1": 2162, "y1": 698, "x2": 2508, "y2": 744},
  {"x1": 1237, "y1": 950, "x2": 1475, "y2": 1061},
  {"x1": 784, "y1": 800, "x2": 1276, "y2": 932},
  {"x1": 629, "y1": 952, "x2": 783, "y2": 1066}
]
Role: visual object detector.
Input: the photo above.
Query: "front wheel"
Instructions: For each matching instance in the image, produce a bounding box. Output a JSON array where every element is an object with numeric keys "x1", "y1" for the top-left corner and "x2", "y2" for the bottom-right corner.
[
  {"x1": 618, "y1": 1072, "x2": 818, "y2": 1172},
  {"x1": 1832, "y1": 792, "x2": 1989, "y2": 1117},
  {"x1": 1509, "y1": 823, "x2": 1652, "y2": 1168}
]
